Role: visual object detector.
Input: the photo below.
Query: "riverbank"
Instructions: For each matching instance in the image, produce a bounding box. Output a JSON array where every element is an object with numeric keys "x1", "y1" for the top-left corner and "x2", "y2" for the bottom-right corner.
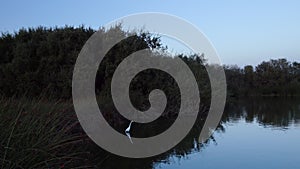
[
  {"x1": 0, "y1": 96, "x2": 208, "y2": 168},
  {"x1": 0, "y1": 97, "x2": 97, "y2": 168}
]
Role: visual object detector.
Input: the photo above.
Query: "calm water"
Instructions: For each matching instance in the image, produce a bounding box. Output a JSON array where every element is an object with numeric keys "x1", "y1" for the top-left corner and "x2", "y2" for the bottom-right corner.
[{"x1": 100, "y1": 98, "x2": 300, "y2": 169}]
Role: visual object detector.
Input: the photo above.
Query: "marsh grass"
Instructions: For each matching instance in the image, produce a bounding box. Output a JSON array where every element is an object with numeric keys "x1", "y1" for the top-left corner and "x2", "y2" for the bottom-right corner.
[{"x1": 0, "y1": 97, "x2": 95, "y2": 169}]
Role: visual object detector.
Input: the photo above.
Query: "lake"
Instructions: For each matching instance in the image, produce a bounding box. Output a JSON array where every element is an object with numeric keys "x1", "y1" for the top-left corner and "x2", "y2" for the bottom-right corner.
[{"x1": 99, "y1": 97, "x2": 300, "y2": 169}]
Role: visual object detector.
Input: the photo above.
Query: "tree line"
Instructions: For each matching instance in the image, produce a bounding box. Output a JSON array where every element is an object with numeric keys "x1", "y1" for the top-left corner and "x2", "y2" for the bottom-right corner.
[
  {"x1": 225, "y1": 58, "x2": 300, "y2": 97},
  {"x1": 0, "y1": 26, "x2": 299, "y2": 100}
]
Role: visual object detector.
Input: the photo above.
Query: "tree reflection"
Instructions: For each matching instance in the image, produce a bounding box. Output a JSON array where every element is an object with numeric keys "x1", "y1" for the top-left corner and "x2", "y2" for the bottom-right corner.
[
  {"x1": 95, "y1": 97, "x2": 300, "y2": 169},
  {"x1": 223, "y1": 97, "x2": 300, "y2": 128}
]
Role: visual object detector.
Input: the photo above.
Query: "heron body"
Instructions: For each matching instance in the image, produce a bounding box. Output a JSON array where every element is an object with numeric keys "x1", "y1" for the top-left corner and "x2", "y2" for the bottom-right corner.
[{"x1": 125, "y1": 120, "x2": 133, "y2": 133}]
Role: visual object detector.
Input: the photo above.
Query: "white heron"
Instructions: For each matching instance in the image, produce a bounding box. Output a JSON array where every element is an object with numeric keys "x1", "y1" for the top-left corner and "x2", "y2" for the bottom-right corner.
[
  {"x1": 125, "y1": 120, "x2": 133, "y2": 133},
  {"x1": 125, "y1": 132, "x2": 133, "y2": 144}
]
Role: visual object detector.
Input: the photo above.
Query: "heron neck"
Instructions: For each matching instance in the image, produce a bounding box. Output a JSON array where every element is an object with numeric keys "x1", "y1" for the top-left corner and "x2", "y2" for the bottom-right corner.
[{"x1": 129, "y1": 121, "x2": 133, "y2": 127}]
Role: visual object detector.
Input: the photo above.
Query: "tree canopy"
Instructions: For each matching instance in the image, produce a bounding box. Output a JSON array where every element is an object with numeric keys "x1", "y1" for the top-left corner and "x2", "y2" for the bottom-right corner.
[{"x1": 0, "y1": 26, "x2": 299, "y2": 100}]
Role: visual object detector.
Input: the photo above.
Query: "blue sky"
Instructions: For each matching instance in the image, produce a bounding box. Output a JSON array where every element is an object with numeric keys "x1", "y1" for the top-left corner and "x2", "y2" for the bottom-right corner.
[{"x1": 1, "y1": 0, "x2": 300, "y2": 66}]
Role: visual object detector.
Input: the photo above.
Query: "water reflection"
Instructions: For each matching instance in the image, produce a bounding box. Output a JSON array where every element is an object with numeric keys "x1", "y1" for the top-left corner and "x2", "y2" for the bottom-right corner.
[
  {"x1": 95, "y1": 97, "x2": 300, "y2": 169},
  {"x1": 223, "y1": 97, "x2": 300, "y2": 128}
]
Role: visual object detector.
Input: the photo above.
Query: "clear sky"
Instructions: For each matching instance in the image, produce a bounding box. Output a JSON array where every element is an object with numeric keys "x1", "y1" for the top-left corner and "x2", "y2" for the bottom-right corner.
[{"x1": 1, "y1": 0, "x2": 300, "y2": 66}]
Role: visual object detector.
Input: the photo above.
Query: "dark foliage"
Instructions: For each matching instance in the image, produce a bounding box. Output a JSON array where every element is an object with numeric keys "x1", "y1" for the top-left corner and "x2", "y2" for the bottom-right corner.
[
  {"x1": 225, "y1": 58, "x2": 300, "y2": 97},
  {"x1": 0, "y1": 26, "x2": 299, "y2": 100},
  {"x1": 0, "y1": 26, "x2": 210, "y2": 101},
  {"x1": 0, "y1": 26, "x2": 95, "y2": 98}
]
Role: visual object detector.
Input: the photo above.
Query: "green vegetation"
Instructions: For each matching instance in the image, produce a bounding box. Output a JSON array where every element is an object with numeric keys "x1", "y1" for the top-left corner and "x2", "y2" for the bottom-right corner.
[
  {"x1": 1, "y1": 26, "x2": 299, "y2": 99},
  {"x1": 0, "y1": 26, "x2": 95, "y2": 98},
  {"x1": 0, "y1": 25, "x2": 209, "y2": 168},
  {"x1": 0, "y1": 25, "x2": 299, "y2": 168},
  {"x1": 0, "y1": 97, "x2": 89, "y2": 168},
  {"x1": 225, "y1": 59, "x2": 300, "y2": 97}
]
